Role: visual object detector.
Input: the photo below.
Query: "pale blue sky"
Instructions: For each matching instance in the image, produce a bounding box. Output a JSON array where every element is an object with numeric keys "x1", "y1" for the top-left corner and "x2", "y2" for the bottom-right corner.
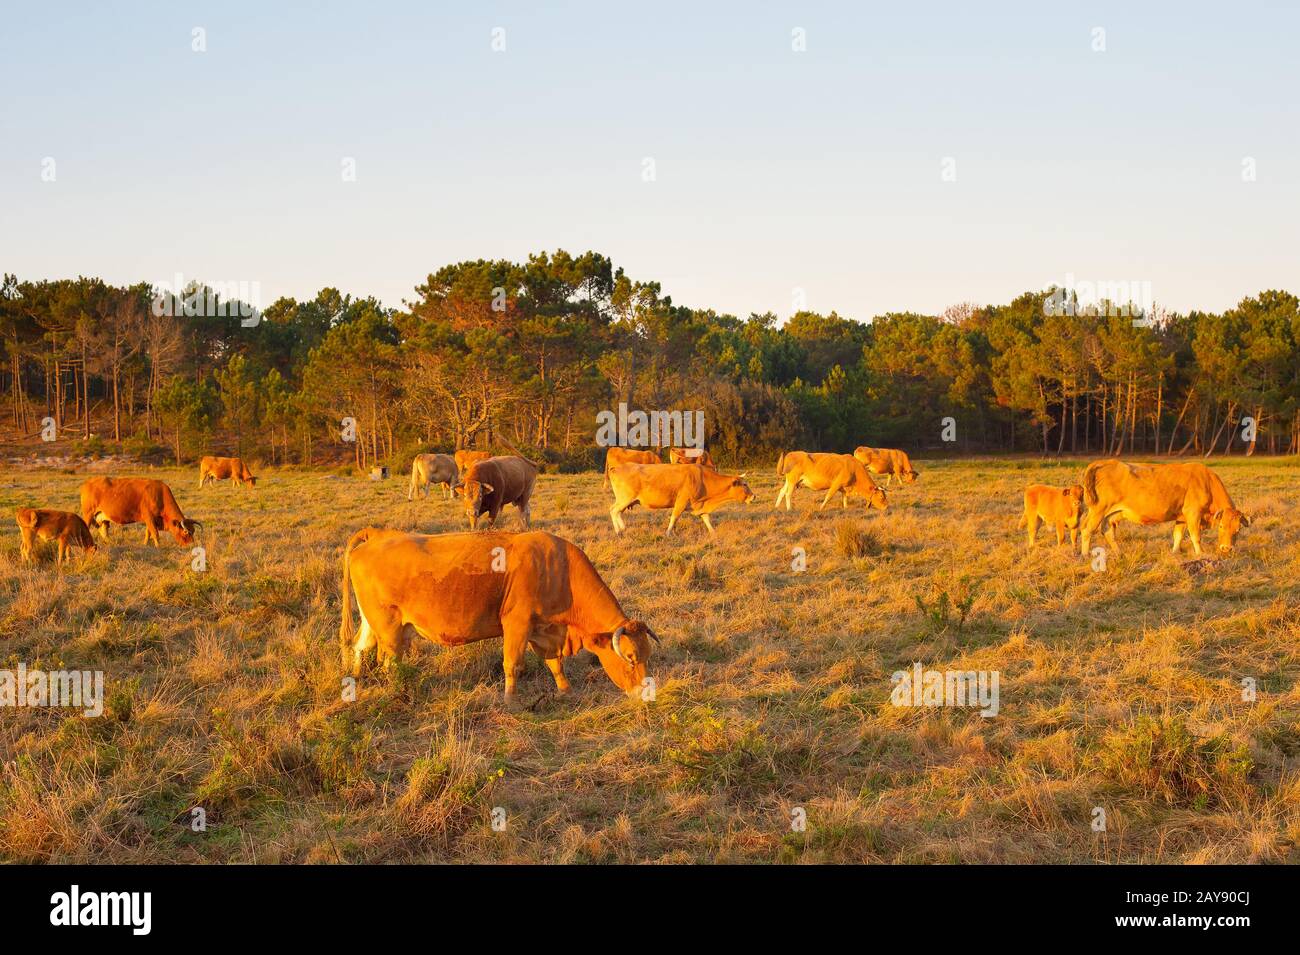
[{"x1": 2, "y1": 1, "x2": 1297, "y2": 320}]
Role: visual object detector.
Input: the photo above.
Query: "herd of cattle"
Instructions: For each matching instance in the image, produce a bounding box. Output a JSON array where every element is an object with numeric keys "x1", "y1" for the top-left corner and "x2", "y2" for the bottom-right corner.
[{"x1": 10, "y1": 443, "x2": 1252, "y2": 703}]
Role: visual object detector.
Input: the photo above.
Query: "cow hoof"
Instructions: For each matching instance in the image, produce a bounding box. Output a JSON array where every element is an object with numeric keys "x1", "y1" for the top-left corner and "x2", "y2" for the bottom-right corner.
[{"x1": 503, "y1": 693, "x2": 525, "y2": 712}]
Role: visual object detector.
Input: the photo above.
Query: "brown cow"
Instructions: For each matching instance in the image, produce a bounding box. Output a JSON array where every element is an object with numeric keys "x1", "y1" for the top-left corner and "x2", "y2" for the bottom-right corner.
[
  {"x1": 852, "y1": 447, "x2": 918, "y2": 486},
  {"x1": 454, "y1": 449, "x2": 492, "y2": 474},
  {"x1": 1080, "y1": 459, "x2": 1250, "y2": 557},
  {"x1": 604, "y1": 446, "x2": 661, "y2": 491},
  {"x1": 80, "y1": 477, "x2": 201, "y2": 547},
  {"x1": 1019, "y1": 484, "x2": 1085, "y2": 548},
  {"x1": 454, "y1": 455, "x2": 538, "y2": 530},
  {"x1": 198, "y1": 455, "x2": 257, "y2": 489},
  {"x1": 16, "y1": 508, "x2": 97, "y2": 564},
  {"x1": 408, "y1": 452, "x2": 458, "y2": 500},
  {"x1": 339, "y1": 528, "x2": 658, "y2": 703},
  {"x1": 775, "y1": 451, "x2": 888, "y2": 511},
  {"x1": 668, "y1": 447, "x2": 715, "y2": 469},
  {"x1": 608, "y1": 463, "x2": 755, "y2": 536}
]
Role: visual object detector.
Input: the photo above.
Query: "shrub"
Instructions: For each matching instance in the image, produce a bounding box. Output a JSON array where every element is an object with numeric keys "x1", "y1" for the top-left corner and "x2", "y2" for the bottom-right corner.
[
  {"x1": 1095, "y1": 715, "x2": 1252, "y2": 809},
  {"x1": 835, "y1": 520, "x2": 883, "y2": 559}
]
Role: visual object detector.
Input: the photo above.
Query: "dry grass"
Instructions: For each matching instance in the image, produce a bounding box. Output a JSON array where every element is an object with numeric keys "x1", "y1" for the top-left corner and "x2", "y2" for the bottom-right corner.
[{"x1": 1, "y1": 456, "x2": 1299, "y2": 863}]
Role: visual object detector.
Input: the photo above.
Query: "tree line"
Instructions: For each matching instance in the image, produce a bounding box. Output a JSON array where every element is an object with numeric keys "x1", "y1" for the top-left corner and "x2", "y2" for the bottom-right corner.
[{"x1": 2, "y1": 253, "x2": 1297, "y2": 469}]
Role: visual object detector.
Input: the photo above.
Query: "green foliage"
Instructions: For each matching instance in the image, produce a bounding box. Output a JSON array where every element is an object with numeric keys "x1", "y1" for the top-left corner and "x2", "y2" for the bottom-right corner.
[{"x1": 4, "y1": 258, "x2": 1300, "y2": 464}]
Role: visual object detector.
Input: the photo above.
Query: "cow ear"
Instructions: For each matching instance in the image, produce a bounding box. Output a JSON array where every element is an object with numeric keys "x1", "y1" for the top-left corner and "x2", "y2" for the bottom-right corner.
[{"x1": 1240, "y1": 513, "x2": 1251, "y2": 527}]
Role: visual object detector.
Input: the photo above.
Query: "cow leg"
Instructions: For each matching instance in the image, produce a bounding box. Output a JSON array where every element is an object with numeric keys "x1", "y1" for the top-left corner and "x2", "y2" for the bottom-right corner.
[
  {"x1": 609, "y1": 501, "x2": 625, "y2": 534},
  {"x1": 1184, "y1": 510, "x2": 1204, "y2": 556},
  {"x1": 19, "y1": 526, "x2": 34, "y2": 563},
  {"x1": 350, "y1": 615, "x2": 377, "y2": 676},
  {"x1": 1080, "y1": 507, "x2": 1105, "y2": 557},
  {"x1": 700, "y1": 513, "x2": 716, "y2": 536},
  {"x1": 1069, "y1": 526, "x2": 1078, "y2": 547},
  {"x1": 819, "y1": 482, "x2": 842, "y2": 511},
  {"x1": 1026, "y1": 512, "x2": 1039, "y2": 548},
  {"x1": 1103, "y1": 518, "x2": 1120, "y2": 555},
  {"x1": 501, "y1": 619, "x2": 531, "y2": 706},
  {"x1": 1055, "y1": 522, "x2": 1065, "y2": 546},
  {"x1": 376, "y1": 624, "x2": 412, "y2": 669},
  {"x1": 1172, "y1": 522, "x2": 1185, "y2": 553},
  {"x1": 543, "y1": 656, "x2": 570, "y2": 695},
  {"x1": 665, "y1": 506, "x2": 682, "y2": 536}
]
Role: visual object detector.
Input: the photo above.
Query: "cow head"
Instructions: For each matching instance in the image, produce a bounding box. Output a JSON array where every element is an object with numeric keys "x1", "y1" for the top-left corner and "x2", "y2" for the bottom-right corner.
[
  {"x1": 171, "y1": 517, "x2": 200, "y2": 545},
  {"x1": 1212, "y1": 508, "x2": 1250, "y2": 553},
  {"x1": 453, "y1": 480, "x2": 494, "y2": 528},
  {"x1": 1063, "y1": 485, "x2": 1085, "y2": 527},
  {"x1": 864, "y1": 484, "x2": 888, "y2": 510},
  {"x1": 901, "y1": 468, "x2": 919, "y2": 484},
  {"x1": 242, "y1": 471, "x2": 258, "y2": 488},
  {"x1": 725, "y1": 474, "x2": 756, "y2": 504},
  {"x1": 588, "y1": 620, "x2": 658, "y2": 697}
]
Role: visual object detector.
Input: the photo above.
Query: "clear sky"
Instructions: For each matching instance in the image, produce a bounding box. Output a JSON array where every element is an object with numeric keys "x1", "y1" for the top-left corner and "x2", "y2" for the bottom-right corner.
[{"x1": 2, "y1": 1, "x2": 1297, "y2": 321}]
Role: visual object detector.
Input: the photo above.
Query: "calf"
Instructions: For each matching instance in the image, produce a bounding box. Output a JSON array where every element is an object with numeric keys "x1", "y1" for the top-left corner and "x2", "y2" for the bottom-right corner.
[
  {"x1": 1019, "y1": 484, "x2": 1085, "y2": 548},
  {"x1": 16, "y1": 508, "x2": 97, "y2": 564}
]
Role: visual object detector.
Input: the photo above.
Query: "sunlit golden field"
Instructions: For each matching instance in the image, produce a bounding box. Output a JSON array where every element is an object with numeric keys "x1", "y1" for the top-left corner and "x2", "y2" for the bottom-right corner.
[{"x1": 2, "y1": 456, "x2": 1298, "y2": 863}]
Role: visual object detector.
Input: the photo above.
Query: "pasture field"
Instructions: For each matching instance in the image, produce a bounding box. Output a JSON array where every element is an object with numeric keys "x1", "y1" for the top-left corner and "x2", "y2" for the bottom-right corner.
[{"x1": 1, "y1": 457, "x2": 1298, "y2": 864}]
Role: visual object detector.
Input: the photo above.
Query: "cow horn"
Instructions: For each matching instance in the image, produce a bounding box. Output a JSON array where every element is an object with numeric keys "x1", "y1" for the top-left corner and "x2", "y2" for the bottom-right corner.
[
  {"x1": 645, "y1": 625, "x2": 660, "y2": 645},
  {"x1": 611, "y1": 625, "x2": 629, "y2": 662}
]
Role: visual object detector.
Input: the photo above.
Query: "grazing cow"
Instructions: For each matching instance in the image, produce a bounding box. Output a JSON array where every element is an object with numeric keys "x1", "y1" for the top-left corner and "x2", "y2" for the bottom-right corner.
[
  {"x1": 198, "y1": 455, "x2": 257, "y2": 489},
  {"x1": 608, "y1": 463, "x2": 755, "y2": 536},
  {"x1": 79, "y1": 477, "x2": 201, "y2": 547},
  {"x1": 454, "y1": 449, "x2": 492, "y2": 475},
  {"x1": 1080, "y1": 459, "x2": 1250, "y2": 557},
  {"x1": 604, "y1": 446, "x2": 661, "y2": 491},
  {"x1": 408, "y1": 452, "x2": 458, "y2": 500},
  {"x1": 454, "y1": 455, "x2": 538, "y2": 530},
  {"x1": 1019, "y1": 484, "x2": 1085, "y2": 548},
  {"x1": 668, "y1": 447, "x2": 716, "y2": 469},
  {"x1": 852, "y1": 447, "x2": 919, "y2": 486},
  {"x1": 16, "y1": 508, "x2": 97, "y2": 564},
  {"x1": 339, "y1": 528, "x2": 658, "y2": 702},
  {"x1": 775, "y1": 451, "x2": 888, "y2": 512}
]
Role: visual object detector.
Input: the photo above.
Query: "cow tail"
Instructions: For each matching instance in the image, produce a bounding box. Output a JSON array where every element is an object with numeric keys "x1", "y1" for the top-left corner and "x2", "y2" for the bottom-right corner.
[
  {"x1": 339, "y1": 528, "x2": 372, "y2": 670},
  {"x1": 1082, "y1": 462, "x2": 1102, "y2": 508},
  {"x1": 494, "y1": 433, "x2": 542, "y2": 470}
]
